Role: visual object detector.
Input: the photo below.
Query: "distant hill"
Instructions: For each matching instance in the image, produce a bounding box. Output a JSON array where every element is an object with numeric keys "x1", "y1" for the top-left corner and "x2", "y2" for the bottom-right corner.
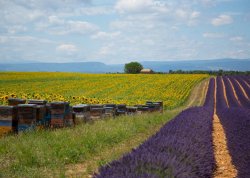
[
  {"x1": 0, "y1": 62, "x2": 123, "y2": 73},
  {"x1": 0, "y1": 59, "x2": 249, "y2": 73},
  {"x1": 141, "y1": 59, "x2": 250, "y2": 72}
]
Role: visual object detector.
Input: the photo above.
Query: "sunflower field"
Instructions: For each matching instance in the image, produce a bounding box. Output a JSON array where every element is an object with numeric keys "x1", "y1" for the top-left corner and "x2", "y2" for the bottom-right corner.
[{"x1": 0, "y1": 72, "x2": 208, "y2": 109}]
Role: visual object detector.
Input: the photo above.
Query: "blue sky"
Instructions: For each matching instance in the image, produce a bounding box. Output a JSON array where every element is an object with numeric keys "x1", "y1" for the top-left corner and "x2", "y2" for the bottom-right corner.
[{"x1": 0, "y1": 0, "x2": 249, "y2": 64}]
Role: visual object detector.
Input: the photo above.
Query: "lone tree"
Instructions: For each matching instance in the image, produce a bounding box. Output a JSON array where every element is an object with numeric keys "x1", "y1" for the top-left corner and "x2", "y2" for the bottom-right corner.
[{"x1": 124, "y1": 62, "x2": 143, "y2": 74}]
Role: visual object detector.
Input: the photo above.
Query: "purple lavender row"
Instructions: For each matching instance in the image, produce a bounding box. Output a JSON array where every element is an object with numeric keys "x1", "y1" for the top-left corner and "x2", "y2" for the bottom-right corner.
[
  {"x1": 216, "y1": 108, "x2": 250, "y2": 178},
  {"x1": 204, "y1": 78, "x2": 215, "y2": 108},
  {"x1": 234, "y1": 76, "x2": 250, "y2": 97},
  {"x1": 222, "y1": 76, "x2": 240, "y2": 108},
  {"x1": 240, "y1": 75, "x2": 250, "y2": 84},
  {"x1": 95, "y1": 78, "x2": 216, "y2": 177},
  {"x1": 216, "y1": 76, "x2": 250, "y2": 177},
  {"x1": 228, "y1": 76, "x2": 250, "y2": 108},
  {"x1": 94, "y1": 107, "x2": 215, "y2": 178},
  {"x1": 216, "y1": 77, "x2": 228, "y2": 109}
]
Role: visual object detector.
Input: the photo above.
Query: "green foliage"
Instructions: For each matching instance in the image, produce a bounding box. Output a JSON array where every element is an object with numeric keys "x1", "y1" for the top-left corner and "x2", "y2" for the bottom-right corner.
[{"x1": 124, "y1": 62, "x2": 143, "y2": 74}]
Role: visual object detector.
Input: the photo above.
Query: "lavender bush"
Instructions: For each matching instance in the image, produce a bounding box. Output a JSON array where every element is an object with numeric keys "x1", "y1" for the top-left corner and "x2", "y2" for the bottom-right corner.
[
  {"x1": 217, "y1": 108, "x2": 250, "y2": 178},
  {"x1": 222, "y1": 76, "x2": 240, "y2": 107},
  {"x1": 235, "y1": 76, "x2": 250, "y2": 97},
  {"x1": 227, "y1": 76, "x2": 250, "y2": 108},
  {"x1": 95, "y1": 76, "x2": 250, "y2": 178},
  {"x1": 94, "y1": 95, "x2": 216, "y2": 178},
  {"x1": 216, "y1": 76, "x2": 250, "y2": 178},
  {"x1": 216, "y1": 77, "x2": 228, "y2": 109}
]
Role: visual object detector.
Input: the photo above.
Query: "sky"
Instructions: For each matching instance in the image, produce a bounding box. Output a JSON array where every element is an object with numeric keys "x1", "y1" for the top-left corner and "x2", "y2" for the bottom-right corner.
[{"x1": 0, "y1": 0, "x2": 250, "y2": 64}]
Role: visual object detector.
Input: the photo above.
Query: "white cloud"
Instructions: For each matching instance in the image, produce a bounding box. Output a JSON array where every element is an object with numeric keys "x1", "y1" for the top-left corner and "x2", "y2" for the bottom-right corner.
[
  {"x1": 115, "y1": 0, "x2": 169, "y2": 14},
  {"x1": 191, "y1": 11, "x2": 200, "y2": 19},
  {"x1": 91, "y1": 31, "x2": 121, "y2": 40},
  {"x1": 175, "y1": 9, "x2": 188, "y2": 19},
  {"x1": 48, "y1": 15, "x2": 64, "y2": 25},
  {"x1": 75, "y1": 6, "x2": 114, "y2": 16},
  {"x1": 226, "y1": 49, "x2": 250, "y2": 59},
  {"x1": 6, "y1": 25, "x2": 27, "y2": 34},
  {"x1": 0, "y1": 35, "x2": 54, "y2": 44},
  {"x1": 0, "y1": 35, "x2": 57, "y2": 62},
  {"x1": 203, "y1": 32, "x2": 225, "y2": 38},
  {"x1": 56, "y1": 44, "x2": 78, "y2": 52},
  {"x1": 230, "y1": 36, "x2": 243, "y2": 42},
  {"x1": 99, "y1": 44, "x2": 115, "y2": 56},
  {"x1": 48, "y1": 20, "x2": 98, "y2": 35},
  {"x1": 211, "y1": 15, "x2": 233, "y2": 26}
]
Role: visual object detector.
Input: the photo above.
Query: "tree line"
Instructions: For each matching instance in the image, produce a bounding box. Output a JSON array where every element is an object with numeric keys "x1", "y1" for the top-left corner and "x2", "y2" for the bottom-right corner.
[{"x1": 122, "y1": 62, "x2": 250, "y2": 76}]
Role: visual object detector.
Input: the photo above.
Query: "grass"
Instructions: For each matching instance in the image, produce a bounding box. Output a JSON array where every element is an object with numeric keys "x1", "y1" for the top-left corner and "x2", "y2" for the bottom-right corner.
[
  {"x1": 0, "y1": 112, "x2": 177, "y2": 177},
  {"x1": 0, "y1": 77, "x2": 209, "y2": 178}
]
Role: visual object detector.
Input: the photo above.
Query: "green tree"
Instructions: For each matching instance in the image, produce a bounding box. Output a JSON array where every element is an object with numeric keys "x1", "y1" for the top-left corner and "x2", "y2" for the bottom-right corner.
[{"x1": 124, "y1": 62, "x2": 143, "y2": 74}]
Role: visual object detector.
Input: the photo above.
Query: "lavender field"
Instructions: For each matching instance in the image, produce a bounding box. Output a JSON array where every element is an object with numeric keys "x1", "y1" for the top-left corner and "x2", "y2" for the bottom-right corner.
[{"x1": 95, "y1": 76, "x2": 250, "y2": 178}]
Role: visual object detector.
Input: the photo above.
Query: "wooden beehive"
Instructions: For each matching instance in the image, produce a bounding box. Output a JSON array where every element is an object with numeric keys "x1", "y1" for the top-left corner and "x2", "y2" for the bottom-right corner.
[
  {"x1": 28, "y1": 99, "x2": 47, "y2": 105},
  {"x1": 44, "y1": 103, "x2": 52, "y2": 128},
  {"x1": 90, "y1": 104, "x2": 104, "y2": 120},
  {"x1": 17, "y1": 104, "x2": 37, "y2": 132},
  {"x1": 8, "y1": 98, "x2": 26, "y2": 106},
  {"x1": 104, "y1": 104, "x2": 116, "y2": 118},
  {"x1": 73, "y1": 104, "x2": 90, "y2": 124},
  {"x1": 126, "y1": 106, "x2": 138, "y2": 115},
  {"x1": 35, "y1": 105, "x2": 46, "y2": 129},
  {"x1": 153, "y1": 101, "x2": 163, "y2": 113},
  {"x1": 50, "y1": 102, "x2": 66, "y2": 128},
  {"x1": 64, "y1": 103, "x2": 74, "y2": 127},
  {"x1": 116, "y1": 104, "x2": 127, "y2": 116},
  {"x1": 135, "y1": 105, "x2": 150, "y2": 114},
  {"x1": 146, "y1": 101, "x2": 163, "y2": 113},
  {"x1": 0, "y1": 106, "x2": 17, "y2": 135}
]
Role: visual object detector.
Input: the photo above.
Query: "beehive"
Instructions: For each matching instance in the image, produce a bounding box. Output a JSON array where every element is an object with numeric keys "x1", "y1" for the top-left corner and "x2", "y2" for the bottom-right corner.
[
  {"x1": 64, "y1": 103, "x2": 74, "y2": 127},
  {"x1": 17, "y1": 104, "x2": 37, "y2": 132},
  {"x1": 50, "y1": 102, "x2": 66, "y2": 128},
  {"x1": 35, "y1": 105, "x2": 46, "y2": 129},
  {"x1": 153, "y1": 101, "x2": 163, "y2": 113},
  {"x1": 28, "y1": 99, "x2": 47, "y2": 105},
  {"x1": 146, "y1": 101, "x2": 163, "y2": 113},
  {"x1": 90, "y1": 104, "x2": 104, "y2": 120},
  {"x1": 116, "y1": 104, "x2": 127, "y2": 116},
  {"x1": 73, "y1": 104, "x2": 90, "y2": 124},
  {"x1": 8, "y1": 98, "x2": 26, "y2": 106},
  {"x1": 126, "y1": 106, "x2": 138, "y2": 115},
  {"x1": 135, "y1": 105, "x2": 150, "y2": 114},
  {"x1": 104, "y1": 104, "x2": 116, "y2": 118},
  {"x1": 0, "y1": 106, "x2": 17, "y2": 135},
  {"x1": 44, "y1": 103, "x2": 52, "y2": 128}
]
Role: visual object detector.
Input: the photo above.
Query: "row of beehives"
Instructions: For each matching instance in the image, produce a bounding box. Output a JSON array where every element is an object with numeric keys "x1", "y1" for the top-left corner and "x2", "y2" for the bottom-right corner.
[{"x1": 0, "y1": 98, "x2": 163, "y2": 135}]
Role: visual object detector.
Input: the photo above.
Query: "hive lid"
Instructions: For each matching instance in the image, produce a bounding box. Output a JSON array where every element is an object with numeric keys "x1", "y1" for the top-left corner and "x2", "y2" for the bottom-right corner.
[
  {"x1": 17, "y1": 104, "x2": 37, "y2": 107},
  {"x1": 28, "y1": 99, "x2": 47, "y2": 104},
  {"x1": 104, "y1": 106, "x2": 115, "y2": 109},
  {"x1": 73, "y1": 104, "x2": 90, "y2": 108},
  {"x1": 104, "y1": 104, "x2": 116, "y2": 107},
  {"x1": 50, "y1": 101, "x2": 66, "y2": 105},
  {"x1": 90, "y1": 104, "x2": 104, "y2": 108},
  {"x1": 126, "y1": 106, "x2": 138, "y2": 109},
  {"x1": 0, "y1": 105, "x2": 15, "y2": 109},
  {"x1": 8, "y1": 98, "x2": 26, "y2": 102}
]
